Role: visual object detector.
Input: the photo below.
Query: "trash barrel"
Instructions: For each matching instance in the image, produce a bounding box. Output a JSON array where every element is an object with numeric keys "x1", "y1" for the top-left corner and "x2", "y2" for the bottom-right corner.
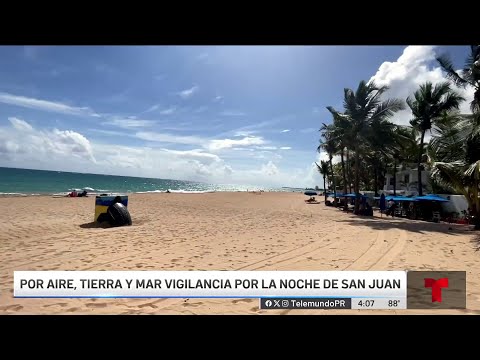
[{"x1": 94, "y1": 194, "x2": 129, "y2": 222}]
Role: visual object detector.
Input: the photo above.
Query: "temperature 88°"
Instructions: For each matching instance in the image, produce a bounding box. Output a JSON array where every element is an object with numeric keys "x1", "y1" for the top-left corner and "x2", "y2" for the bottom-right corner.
[{"x1": 388, "y1": 300, "x2": 400, "y2": 307}]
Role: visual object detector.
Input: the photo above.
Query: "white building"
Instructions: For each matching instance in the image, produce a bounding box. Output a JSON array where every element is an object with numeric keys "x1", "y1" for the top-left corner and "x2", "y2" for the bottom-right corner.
[{"x1": 383, "y1": 167, "x2": 430, "y2": 196}]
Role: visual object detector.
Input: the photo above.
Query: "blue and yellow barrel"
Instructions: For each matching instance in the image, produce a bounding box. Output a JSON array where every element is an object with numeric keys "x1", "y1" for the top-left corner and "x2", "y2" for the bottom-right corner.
[{"x1": 94, "y1": 195, "x2": 129, "y2": 222}]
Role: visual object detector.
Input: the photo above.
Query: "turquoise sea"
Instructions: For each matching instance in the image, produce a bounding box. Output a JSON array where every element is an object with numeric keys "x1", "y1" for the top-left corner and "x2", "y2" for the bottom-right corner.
[{"x1": 0, "y1": 167, "x2": 310, "y2": 196}]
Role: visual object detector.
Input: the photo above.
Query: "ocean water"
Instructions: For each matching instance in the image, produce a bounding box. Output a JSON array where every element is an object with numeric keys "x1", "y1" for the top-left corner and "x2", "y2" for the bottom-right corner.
[{"x1": 0, "y1": 167, "x2": 306, "y2": 196}]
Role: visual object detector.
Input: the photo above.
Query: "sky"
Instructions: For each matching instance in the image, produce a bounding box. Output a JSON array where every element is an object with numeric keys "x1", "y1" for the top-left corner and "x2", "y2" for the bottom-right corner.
[{"x1": 0, "y1": 45, "x2": 474, "y2": 187}]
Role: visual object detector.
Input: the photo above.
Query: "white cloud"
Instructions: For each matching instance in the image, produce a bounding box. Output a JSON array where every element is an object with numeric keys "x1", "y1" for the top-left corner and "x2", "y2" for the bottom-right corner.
[
  {"x1": 102, "y1": 118, "x2": 156, "y2": 129},
  {"x1": 178, "y1": 85, "x2": 199, "y2": 99},
  {"x1": 160, "y1": 107, "x2": 176, "y2": 115},
  {"x1": 220, "y1": 110, "x2": 246, "y2": 116},
  {"x1": 0, "y1": 118, "x2": 96, "y2": 164},
  {"x1": 0, "y1": 92, "x2": 99, "y2": 117},
  {"x1": 207, "y1": 136, "x2": 265, "y2": 151},
  {"x1": 144, "y1": 104, "x2": 160, "y2": 113},
  {"x1": 234, "y1": 131, "x2": 256, "y2": 137},
  {"x1": 0, "y1": 119, "x2": 326, "y2": 188},
  {"x1": 8, "y1": 117, "x2": 33, "y2": 132},
  {"x1": 213, "y1": 95, "x2": 223, "y2": 102},
  {"x1": 281, "y1": 129, "x2": 290, "y2": 133},
  {"x1": 135, "y1": 131, "x2": 204, "y2": 146},
  {"x1": 369, "y1": 45, "x2": 475, "y2": 126},
  {"x1": 255, "y1": 146, "x2": 277, "y2": 150},
  {"x1": 280, "y1": 146, "x2": 292, "y2": 150},
  {"x1": 87, "y1": 129, "x2": 128, "y2": 137},
  {"x1": 143, "y1": 105, "x2": 176, "y2": 115},
  {"x1": 261, "y1": 161, "x2": 279, "y2": 176}
]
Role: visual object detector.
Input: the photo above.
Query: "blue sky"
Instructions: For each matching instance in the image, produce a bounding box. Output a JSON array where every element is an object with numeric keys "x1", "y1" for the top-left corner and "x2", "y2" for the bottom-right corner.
[{"x1": 0, "y1": 46, "x2": 472, "y2": 187}]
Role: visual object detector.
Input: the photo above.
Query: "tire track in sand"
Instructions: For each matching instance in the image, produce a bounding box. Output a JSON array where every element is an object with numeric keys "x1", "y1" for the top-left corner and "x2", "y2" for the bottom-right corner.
[
  {"x1": 279, "y1": 229, "x2": 407, "y2": 315},
  {"x1": 342, "y1": 229, "x2": 406, "y2": 271},
  {"x1": 368, "y1": 229, "x2": 407, "y2": 270},
  {"x1": 147, "y1": 222, "x2": 344, "y2": 314}
]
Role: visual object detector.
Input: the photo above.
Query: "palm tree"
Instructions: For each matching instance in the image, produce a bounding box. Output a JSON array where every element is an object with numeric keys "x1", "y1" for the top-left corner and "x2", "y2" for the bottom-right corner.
[
  {"x1": 407, "y1": 81, "x2": 465, "y2": 196},
  {"x1": 326, "y1": 106, "x2": 353, "y2": 199},
  {"x1": 429, "y1": 113, "x2": 480, "y2": 229},
  {"x1": 332, "y1": 80, "x2": 404, "y2": 214},
  {"x1": 390, "y1": 126, "x2": 420, "y2": 195},
  {"x1": 318, "y1": 125, "x2": 338, "y2": 199},
  {"x1": 316, "y1": 160, "x2": 330, "y2": 203},
  {"x1": 436, "y1": 45, "x2": 480, "y2": 113}
]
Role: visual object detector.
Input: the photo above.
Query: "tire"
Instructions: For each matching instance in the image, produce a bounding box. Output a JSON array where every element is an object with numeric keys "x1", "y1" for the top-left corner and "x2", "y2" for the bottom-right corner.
[{"x1": 107, "y1": 203, "x2": 132, "y2": 226}]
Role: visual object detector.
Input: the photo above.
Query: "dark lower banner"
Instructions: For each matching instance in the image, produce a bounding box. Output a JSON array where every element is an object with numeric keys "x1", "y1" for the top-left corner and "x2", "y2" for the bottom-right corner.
[{"x1": 259, "y1": 298, "x2": 351, "y2": 310}]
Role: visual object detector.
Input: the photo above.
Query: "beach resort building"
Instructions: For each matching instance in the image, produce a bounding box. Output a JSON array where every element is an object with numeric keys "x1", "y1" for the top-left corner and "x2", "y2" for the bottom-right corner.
[{"x1": 383, "y1": 167, "x2": 430, "y2": 196}]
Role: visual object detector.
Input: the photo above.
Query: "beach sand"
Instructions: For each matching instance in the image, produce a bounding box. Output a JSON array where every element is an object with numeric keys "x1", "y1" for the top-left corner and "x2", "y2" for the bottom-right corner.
[{"x1": 1, "y1": 192, "x2": 479, "y2": 314}]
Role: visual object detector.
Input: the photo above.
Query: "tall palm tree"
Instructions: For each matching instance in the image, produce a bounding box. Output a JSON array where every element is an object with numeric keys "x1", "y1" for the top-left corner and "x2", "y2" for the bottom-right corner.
[
  {"x1": 407, "y1": 81, "x2": 465, "y2": 196},
  {"x1": 429, "y1": 113, "x2": 480, "y2": 229},
  {"x1": 436, "y1": 45, "x2": 480, "y2": 113},
  {"x1": 333, "y1": 80, "x2": 404, "y2": 214},
  {"x1": 390, "y1": 126, "x2": 420, "y2": 195},
  {"x1": 316, "y1": 160, "x2": 330, "y2": 203},
  {"x1": 326, "y1": 106, "x2": 353, "y2": 199},
  {"x1": 318, "y1": 124, "x2": 338, "y2": 199}
]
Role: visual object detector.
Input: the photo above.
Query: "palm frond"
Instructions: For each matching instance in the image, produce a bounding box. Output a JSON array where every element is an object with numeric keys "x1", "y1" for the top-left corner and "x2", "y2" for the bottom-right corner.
[
  {"x1": 471, "y1": 88, "x2": 480, "y2": 113},
  {"x1": 437, "y1": 91, "x2": 465, "y2": 114},
  {"x1": 436, "y1": 54, "x2": 469, "y2": 88},
  {"x1": 343, "y1": 88, "x2": 359, "y2": 116},
  {"x1": 370, "y1": 98, "x2": 405, "y2": 121},
  {"x1": 431, "y1": 81, "x2": 453, "y2": 102},
  {"x1": 464, "y1": 160, "x2": 480, "y2": 178},
  {"x1": 431, "y1": 161, "x2": 468, "y2": 194}
]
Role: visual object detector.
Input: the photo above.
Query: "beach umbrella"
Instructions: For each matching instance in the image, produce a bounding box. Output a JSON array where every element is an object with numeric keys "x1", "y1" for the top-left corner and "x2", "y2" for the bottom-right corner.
[
  {"x1": 304, "y1": 190, "x2": 317, "y2": 196},
  {"x1": 414, "y1": 194, "x2": 449, "y2": 202},
  {"x1": 379, "y1": 194, "x2": 386, "y2": 217},
  {"x1": 391, "y1": 196, "x2": 418, "y2": 202},
  {"x1": 343, "y1": 193, "x2": 368, "y2": 198}
]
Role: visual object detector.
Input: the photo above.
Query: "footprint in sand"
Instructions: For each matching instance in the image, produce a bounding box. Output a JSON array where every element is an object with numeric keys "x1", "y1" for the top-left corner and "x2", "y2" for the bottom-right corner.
[
  {"x1": 1, "y1": 304, "x2": 24, "y2": 311},
  {"x1": 232, "y1": 299, "x2": 254, "y2": 304},
  {"x1": 182, "y1": 302, "x2": 204, "y2": 307},
  {"x1": 138, "y1": 303, "x2": 158, "y2": 309},
  {"x1": 86, "y1": 302, "x2": 108, "y2": 308}
]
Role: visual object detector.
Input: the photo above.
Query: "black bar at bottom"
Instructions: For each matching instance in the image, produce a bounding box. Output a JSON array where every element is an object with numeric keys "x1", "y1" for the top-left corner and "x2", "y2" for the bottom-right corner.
[{"x1": 259, "y1": 298, "x2": 351, "y2": 310}]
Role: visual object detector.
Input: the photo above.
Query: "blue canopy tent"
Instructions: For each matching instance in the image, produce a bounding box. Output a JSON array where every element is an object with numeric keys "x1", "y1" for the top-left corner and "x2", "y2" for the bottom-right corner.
[
  {"x1": 326, "y1": 192, "x2": 344, "y2": 197},
  {"x1": 414, "y1": 194, "x2": 449, "y2": 202},
  {"x1": 388, "y1": 196, "x2": 418, "y2": 202},
  {"x1": 343, "y1": 193, "x2": 368, "y2": 198}
]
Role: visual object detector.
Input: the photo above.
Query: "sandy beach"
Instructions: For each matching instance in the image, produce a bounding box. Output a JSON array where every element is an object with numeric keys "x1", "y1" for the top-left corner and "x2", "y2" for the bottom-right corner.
[{"x1": 1, "y1": 192, "x2": 479, "y2": 315}]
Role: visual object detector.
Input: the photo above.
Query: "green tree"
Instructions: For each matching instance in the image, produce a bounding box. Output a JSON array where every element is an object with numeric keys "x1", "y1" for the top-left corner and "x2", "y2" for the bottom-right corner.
[
  {"x1": 331, "y1": 80, "x2": 404, "y2": 214},
  {"x1": 318, "y1": 124, "x2": 339, "y2": 199},
  {"x1": 407, "y1": 81, "x2": 465, "y2": 196},
  {"x1": 316, "y1": 160, "x2": 330, "y2": 203},
  {"x1": 437, "y1": 45, "x2": 480, "y2": 113},
  {"x1": 429, "y1": 113, "x2": 480, "y2": 229}
]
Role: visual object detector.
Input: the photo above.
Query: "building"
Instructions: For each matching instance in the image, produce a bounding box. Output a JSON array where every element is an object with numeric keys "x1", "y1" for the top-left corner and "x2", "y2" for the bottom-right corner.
[{"x1": 383, "y1": 167, "x2": 430, "y2": 196}]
